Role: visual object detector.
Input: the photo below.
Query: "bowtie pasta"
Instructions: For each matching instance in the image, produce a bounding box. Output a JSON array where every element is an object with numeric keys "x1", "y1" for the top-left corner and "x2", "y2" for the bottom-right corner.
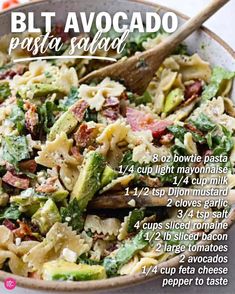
[{"x1": 0, "y1": 26, "x2": 234, "y2": 281}]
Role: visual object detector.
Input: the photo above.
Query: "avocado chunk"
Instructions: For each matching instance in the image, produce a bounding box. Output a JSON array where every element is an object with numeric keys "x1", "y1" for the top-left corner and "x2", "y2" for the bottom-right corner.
[
  {"x1": 18, "y1": 84, "x2": 64, "y2": 100},
  {"x1": 48, "y1": 111, "x2": 78, "y2": 141},
  {"x1": 51, "y1": 190, "x2": 69, "y2": 202},
  {"x1": 32, "y1": 199, "x2": 61, "y2": 234},
  {"x1": 10, "y1": 188, "x2": 48, "y2": 216},
  {"x1": 163, "y1": 88, "x2": 184, "y2": 114},
  {"x1": 71, "y1": 151, "x2": 105, "y2": 210},
  {"x1": 42, "y1": 259, "x2": 106, "y2": 281},
  {"x1": 101, "y1": 165, "x2": 118, "y2": 187}
]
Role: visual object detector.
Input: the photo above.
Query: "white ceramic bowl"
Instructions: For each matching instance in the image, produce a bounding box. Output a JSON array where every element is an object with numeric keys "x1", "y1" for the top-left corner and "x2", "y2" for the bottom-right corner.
[{"x1": 0, "y1": 0, "x2": 234, "y2": 293}]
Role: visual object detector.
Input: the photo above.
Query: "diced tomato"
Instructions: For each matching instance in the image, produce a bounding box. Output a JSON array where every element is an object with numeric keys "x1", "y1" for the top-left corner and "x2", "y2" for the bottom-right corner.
[
  {"x1": 2, "y1": 171, "x2": 30, "y2": 190},
  {"x1": 151, "y1": 121, "x2": 173, "y2": 139},
  {"x1": 126, "y1": 107, "x2": 172, "y2": 139}
]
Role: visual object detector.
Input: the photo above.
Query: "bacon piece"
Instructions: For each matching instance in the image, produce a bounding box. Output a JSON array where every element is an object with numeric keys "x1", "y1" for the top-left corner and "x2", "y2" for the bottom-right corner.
[
  {"x1": 159, "y1": 133, "x2": 174, "y2": 145},
  {"x1": 184, "y1": 80, "x2": 203, "y2": 100},
  {"x1": 0, "y1": 64, "x2": 26, "y2": 80},
  {"x1": 126, "y1": 107, "x2": 172, "y2": 139},
  {"x1": 118, "y1": 91, "x2": 128, "y2": 100},
  {"x1": 184, "y1": 123, "x2": 204, "y2": 136},
  {"x1": 102, "y1": 97, "x2": 120, "y2": 122},
  {"x1": 74, "y1": 123, "x2": 97, "y2": 148},
  {"x1": 36, "y1": 176, "x2": 58, "y2": 193},
  {"x1": 70, "y1": 100, "x2": 88, "y2": 122},
  {"x1": 24, "y1": 102, "x2": 39, "y2": 135},
  {"x1": 2, "y1": 171, "x2": 30, "y2": 190},
  {"x1": 102, "y1": 107, "x2": 120, "y2": 121},
  {"x1": 3, "y1": 219, "x2": 16, "y2": 231},
  {"x1": 71, "y1": 146, "x2": 84, "y2": 162},
  {"x1": 104, "y1": 97, "x2": 119, "y2": 107},
  {"x1": 13, "y1": 221, "x2": 32, "y2": 239},
  {"x1": 19, "y1": 159, "x2": 37, "y2": 173}
]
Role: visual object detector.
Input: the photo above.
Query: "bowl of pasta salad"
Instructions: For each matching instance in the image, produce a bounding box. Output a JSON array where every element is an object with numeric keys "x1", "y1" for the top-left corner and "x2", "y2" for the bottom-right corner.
[{"x1": 0, "y1": 0, "x2": 235, "y2": 292}]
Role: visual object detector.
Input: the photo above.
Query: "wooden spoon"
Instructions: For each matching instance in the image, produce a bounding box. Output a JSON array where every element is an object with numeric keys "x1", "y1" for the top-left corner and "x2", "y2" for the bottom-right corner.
[
  {"x1": 88, "y1": 188, "x2": 235, "y2": 209},
  {"x1": 79, "y1": 0, "x2": 230, "y2": 94}
]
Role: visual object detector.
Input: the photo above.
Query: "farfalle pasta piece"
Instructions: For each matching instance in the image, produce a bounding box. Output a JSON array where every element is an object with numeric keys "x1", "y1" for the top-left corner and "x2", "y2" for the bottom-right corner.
[
  {"x1": 224, "y1": 98, "x2": 235, "y2": 117},
  {"x1": 131, "y1": 130, "x2": 159, "y2": 164},
  {"x1": 230, "y1": 138, "x2": 235, "y2": 165},
  {"x1": 0, "y1": 226, "x2": 38, "y2": 276},
  {"x1": 119, "y1": 255, "x2": 139, "y2": 275},
  {"x1": 118, "y1": 212, "x2": 131, "y2": 241},
  {"x1": 228, "y1": 173, "x2": 235, "y2": 188},
  {"x1": 79, "y1": 78, "x2": 125, "y2": 111},
  {"x1": 23, "y1": 223, "x2": 89, "y2": 272},
  {"x1": 131, "y1": 131, "x2": 171, "y2": 164},
  {"x1": 184, "y1": 132, "x2": 198, "y2": 155},
  {"x1": 90, "y1": 240, "x2": 111, "y2": 261},
  {"x1": 0, "y1": 32, "x2": 41, "y2": 64},
  {"x1": 0, "y1": 250, "x2": 29, "y2": 276},
  {"x1": 148, "y1": 68, "x2": 184, "y2": 114},
  {"x1": 84, "y1": 215, "x2": 121, "y2": 236},
  {"x1": 190, "y1": 96, "x2": 235, "y2": 132},
  {"x1": 129, "y1": 257, "x2": 158, "y2": 274},
  {"x1": 35, "y1": 132, "x2": 77, "y2": 168},
  {"x1": 59, "y1": 163, "x2": 80, "y2": 191},
  {"x1": 99, "y1": 174, "x2": 135, "y2": 194},
  {"x1": 96, "y1": 119, "x2": 131, "y2": 155},
  {"x1": 171, "y1": 54, "x2": 211, "y2": 82},
  {"x1": 11, "y1": 61, "x2": 78, "y2": 98}
]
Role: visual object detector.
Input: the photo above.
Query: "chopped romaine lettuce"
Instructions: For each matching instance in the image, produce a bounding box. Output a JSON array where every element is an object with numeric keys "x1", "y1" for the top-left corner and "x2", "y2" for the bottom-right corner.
[
  {"x1": 2, "y1": 135, "x2": 30, "y2": 168},
  {"x1": 39, "y1": 100, "x2": 57, "y2": 133},
  {"x1": 0, "y1": 82, "x2": 11, "y2": 102},
  {"x1": 128, "y1": 91, "x2": 152, "y2": 106},
  {"x1": 127, "y1": 209, "x2": 145, "y2": 233},
  {"x1": 0, "y1": 205, "x2": 21, "y2": 220},
  {"x1": 202, "y1": 67, "x2": 235, "y2": 100},
  {"x1": 190, "y1": 113, "x2": 216, "y2": 132},
  {"x1": 61, "y1": 198, "x2": 84, "y2": 232},
  {"x1": 103, "y1": 230, "x2": 148, "y2": 277},
  {"x1": 59, "y1": 87, "x2": 79, "y2": 111}
]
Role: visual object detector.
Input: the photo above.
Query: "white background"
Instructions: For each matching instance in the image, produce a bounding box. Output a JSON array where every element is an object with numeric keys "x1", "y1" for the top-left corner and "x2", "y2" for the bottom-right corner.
[{"x1": 0, "y1": 1, "x2": 234, "y2": 294}]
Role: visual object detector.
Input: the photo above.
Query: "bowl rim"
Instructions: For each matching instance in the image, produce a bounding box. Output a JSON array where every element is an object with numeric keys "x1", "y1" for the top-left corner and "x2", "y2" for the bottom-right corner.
[{"x1": 0, "y1": 0, "x2": 234, "y2": 291}]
